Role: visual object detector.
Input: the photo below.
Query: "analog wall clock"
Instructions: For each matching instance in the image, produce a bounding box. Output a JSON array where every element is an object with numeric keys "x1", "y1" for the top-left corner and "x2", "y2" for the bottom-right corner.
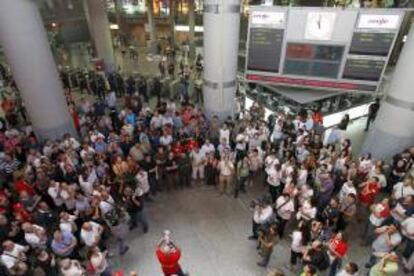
[{"x1": 304, "y1": 12, "x2": 337, "y2": 41}]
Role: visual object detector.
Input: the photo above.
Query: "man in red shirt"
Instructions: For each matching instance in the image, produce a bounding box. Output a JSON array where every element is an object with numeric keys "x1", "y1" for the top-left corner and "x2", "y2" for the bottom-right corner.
[
  {"x1": 14, "y1": 177, "x2": 35, "y2": 197},
  {"x1": 155, "y1": 231, "x2": 187, "y2": 276},
  {"x1": 328, "y1": 232, "x2": 348, "y2": 276},
  {"x1": 358, "y1": 177, "x2": 381, "y2": 207}
]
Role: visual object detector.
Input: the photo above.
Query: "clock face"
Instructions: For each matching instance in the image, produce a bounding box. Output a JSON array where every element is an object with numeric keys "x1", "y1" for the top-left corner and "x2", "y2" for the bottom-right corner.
[{"x1": 305, "y1": 12, "x2": 337, "y2": 41}]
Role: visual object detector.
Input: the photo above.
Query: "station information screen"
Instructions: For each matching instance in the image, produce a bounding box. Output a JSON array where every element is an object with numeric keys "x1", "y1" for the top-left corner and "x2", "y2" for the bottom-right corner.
[
  {"x1": 342, "y1": 58, "x2": 385, "y2": 81},
  {"x1": 247, "y1": 28, "x2": 284, "y2": 72},
  {"x1": 284, "y1": 43, "x2": 344, "y2": 79},
  {"x1": 245, "y1": 8, "x2": 404, "y2": 93},
  {"x1": 349, "y1": 32, "x2": 396, "y2": 56}
]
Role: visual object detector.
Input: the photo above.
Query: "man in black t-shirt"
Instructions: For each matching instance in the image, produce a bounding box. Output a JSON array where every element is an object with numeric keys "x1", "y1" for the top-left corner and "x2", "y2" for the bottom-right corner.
[
  {"x1": 122, "y1": 186, "x2": 148, "y2": 233},
  {"x1": 365, "y1": 98, "x2": 380, "y2": 131}
]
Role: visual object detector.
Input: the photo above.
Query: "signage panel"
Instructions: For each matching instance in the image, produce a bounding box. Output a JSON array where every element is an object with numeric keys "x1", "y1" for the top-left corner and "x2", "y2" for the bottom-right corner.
[
  {"x1": 245, "y1": 7, "x2": 403, "y2": 92},
  {"x1": 357, "y1": 14, "x2": 400, "y2": 29},
  {"x1": 251, "y1": 11, "x2": 286, "y2": 29},
  {"x1": 247, "y1": 28, "x2": 284, "y2": 72},
  {"x1": 349, "y1": 32, "x2": 395, "y2": 56}
]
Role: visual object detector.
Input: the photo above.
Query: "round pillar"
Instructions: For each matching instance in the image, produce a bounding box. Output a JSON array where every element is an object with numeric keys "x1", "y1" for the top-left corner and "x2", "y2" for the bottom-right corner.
[
  {"x1": 202, "y1": 0, "x2": 241, "y2": 120},
  {"x1": 362, "y1": 23, "x2": 414, "y2": 160},
  {"x1": 85, "y1": 0, "x2": 116, "y2": 72},
  {"x1": 146, "y1": 0, "x2": 157, "y2": 54},
  {"x1": 0, "y1": 0, "x2": 76, "y2": 140}
]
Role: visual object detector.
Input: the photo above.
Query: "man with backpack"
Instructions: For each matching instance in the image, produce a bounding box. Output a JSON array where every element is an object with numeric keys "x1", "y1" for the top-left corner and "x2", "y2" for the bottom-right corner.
[{"x1": 302, "y1": 240, "x2": 330, "y2": 273}]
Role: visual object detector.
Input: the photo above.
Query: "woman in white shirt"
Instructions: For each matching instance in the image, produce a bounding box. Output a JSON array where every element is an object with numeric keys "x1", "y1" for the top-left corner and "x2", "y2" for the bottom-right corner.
[
  {"x1": 22, "y1": 223, "x2": 47, "y2": 249},
  {"x1": 298, "y1": 183, "x2": 314, "y2": 207},
  {"x1": 358, "y1": 153, "x2": 373, "y2": 178},
  {"x1": 290, "y1": 221, "x2": 308, "y2": 272},
  {"x1": 266, "y1": 164, "x2": 282, "y2": 203},
  {"x1": 60, "y1": 258, "x2": 85, "y2": 276},
  {"x1": 79, "y1": 173, "x2": 94, "y2": 196},
  {"x1": 219, "y1": 124, "x2": 230, "y2": 145},
  {"x1": 60, "y1": 184, "x2": 76, "y2": 211},
  {"x1": 368, "y1": 165, "x2": 387, "y2": 189},
  {"x1": 297, "y1": 163, "x2": 308, "y2": 188},
  {"x1": 392, "y1": 178, "x2": 414, "y2": 200},
  {"x1": 338, "y1": 180, "x2": 357, "y2": 205},
  {"x1": 270, "y1": 119, "x2": 284, "y2": 145},
  {"x1": 275, "y1": 193, "x2": 295, "y2": 238},
  {"x1": 59, "y1": 212, "x2": 78, "y2": 233},
  {"x1": 297, "y1": 199, "x2": 317, "y2": 222},
  {"x1": 48, "y1": 181, "x2": 64, "y2": 207}
]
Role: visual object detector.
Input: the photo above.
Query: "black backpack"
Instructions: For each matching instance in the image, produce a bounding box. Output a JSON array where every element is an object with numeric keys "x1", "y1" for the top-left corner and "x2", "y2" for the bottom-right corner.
[{"x1": 317, "y1": 249, "x2": 331, "y2": 271}]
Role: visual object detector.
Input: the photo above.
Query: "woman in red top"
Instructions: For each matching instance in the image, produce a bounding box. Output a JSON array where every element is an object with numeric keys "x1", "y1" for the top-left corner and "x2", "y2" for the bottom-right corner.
[
  {"x1": 358, "y1": 176, "x2": 381, "y2": 207},
  {"x1": 328, "y1": 232, "x2": 348, "y2": 276}
]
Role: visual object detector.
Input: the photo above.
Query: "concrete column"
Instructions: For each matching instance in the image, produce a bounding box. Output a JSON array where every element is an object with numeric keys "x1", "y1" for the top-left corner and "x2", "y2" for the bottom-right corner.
[
  {"x1": 202, "y1": 0, "x2": 240, "y2": 120},
  {"x1": 169, "y1": 0, "x2": 176, "y2": 47},
  {"x1": 0, "y1": 0, "x2": 76, "y2": 140},
  {"x1": 85, "y1": 0, "x2": 116, "y2": 72},
  {"x1": 188, "y1": 0, "x2": 196, "y2": 58},
  {"x1": 146, "y1": 0, "x2": 157, "y2": 54},
  {"x1": 362, "y1": 23, "x2": 414, "y2": 160}
]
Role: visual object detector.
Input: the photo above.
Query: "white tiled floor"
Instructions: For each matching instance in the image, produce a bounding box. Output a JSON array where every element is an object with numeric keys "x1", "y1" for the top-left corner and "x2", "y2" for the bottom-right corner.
[{"x1": 108, "y1": 182, "x2": 373, "y2": 276}]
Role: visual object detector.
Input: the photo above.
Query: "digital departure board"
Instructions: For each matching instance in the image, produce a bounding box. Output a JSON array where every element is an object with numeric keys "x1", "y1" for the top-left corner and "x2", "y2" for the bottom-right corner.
[
  {"x1": 247, "y1": 28, "x2": 284, "y2": 72},
  {"x1": 245, "y1": 7, "x2": 404, "y2": 92},
  {"x1": 349, "y1": 32, "x2": 395, "y2": 56},
  {"x1": 284, "y1": 43, "x2": 344, "y2": 79},
  {"x1": 343, "y1": 59, "x2": 385, "y2": 81}
]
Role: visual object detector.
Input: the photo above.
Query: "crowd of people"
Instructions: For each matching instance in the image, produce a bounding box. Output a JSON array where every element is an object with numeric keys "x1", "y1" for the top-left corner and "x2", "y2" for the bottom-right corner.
[{"x1": 0, "y1": 58, "x2": 413, "y2": 276}]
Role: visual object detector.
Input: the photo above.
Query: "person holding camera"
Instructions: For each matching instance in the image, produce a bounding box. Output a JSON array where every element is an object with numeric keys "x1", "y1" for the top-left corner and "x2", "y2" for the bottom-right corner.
[
  {"x1": 369, "y1": 251, "x2": 399, "y2": 276},
  {"x1": 249, "y1": 198, "x2": 274, "y2": 240},
  {"x1": 257, "y1": 224, "x2": 278, "y2": 267},
  {"x1": 365, "y1": 224, "x2": 402, "y2": 268},
  {"x1": 155, "y1": 230, "x2": 187, "y2": 276}
]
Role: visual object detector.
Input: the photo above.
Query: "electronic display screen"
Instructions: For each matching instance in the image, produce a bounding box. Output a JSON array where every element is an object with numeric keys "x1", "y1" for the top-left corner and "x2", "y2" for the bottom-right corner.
[
  {"x1": 247, "y1": 28, "x2": 284, "y2": 73},
  {"x1": 349, "y1": 32, "x2": 395, "y2": 56},
  {"x1": 244, "y1": 8, "x2": 403, "y2": 92},
  {"x1": 283, "y1": 43, "x2": 344, "y2": 79},
  {"x1": 342, "y1": 59, "x2": 385, "y2": 81}
]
